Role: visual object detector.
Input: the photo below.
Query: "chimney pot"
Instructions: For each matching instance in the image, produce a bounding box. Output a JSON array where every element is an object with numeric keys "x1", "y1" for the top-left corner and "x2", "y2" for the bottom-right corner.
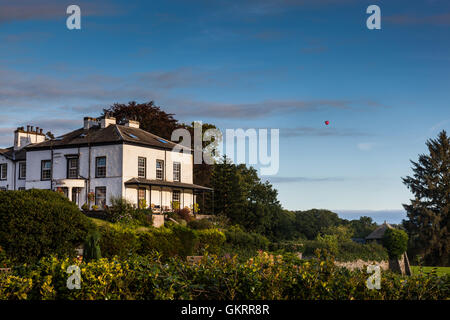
[
  {"x1": 27, "y1": 125, "x2": 30, "y2": 132},
  {"x1": 39, "y1": 128, "x2": 43, "y2": 134}
]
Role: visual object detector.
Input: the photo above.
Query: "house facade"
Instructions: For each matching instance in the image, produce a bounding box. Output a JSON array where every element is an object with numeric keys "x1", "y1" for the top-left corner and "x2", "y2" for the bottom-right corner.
[{"x1": 0, "y1": 116, "x2": 211, "y2": 212}]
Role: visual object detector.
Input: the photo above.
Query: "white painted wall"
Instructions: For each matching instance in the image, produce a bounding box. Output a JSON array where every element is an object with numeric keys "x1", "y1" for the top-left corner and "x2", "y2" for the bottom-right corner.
[
  {"x1": 5, "y1": 141, "x2": 197, "y2": 211},
  {"x1": 0, "y1": 155, "x2": 13, "y2": 190}
]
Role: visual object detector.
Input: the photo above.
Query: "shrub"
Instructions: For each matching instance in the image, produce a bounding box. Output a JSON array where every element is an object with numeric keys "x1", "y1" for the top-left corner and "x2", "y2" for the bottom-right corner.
[
  {"x1": 177, "y1": 207, "x2": 193, "y2": 222},
  {"x1": 383, "y1": 228, "x2": 408, "y2": 259},
  {"x1": 171, "y1": 225, "x2": 198, "y2": 256},
  {"x1": 138, "y1": 228, "x2": 179, "y2": 257},
  {"x1": 1, "y1": 251, "x2": 448, "y2": 300},
  {"x1": 105, "y1": 196, "x2": 134, "y2": 223},
  {"x1": 224, "y1": 226, "x2": 270, "y2": 252},
  {"x1": 336, "y1": 241, "x2": 388, "y2": 262},
  {"x1": 105, "y1": 197, "x2": 153, "y2": 227},
  {"x1": 302, "y1": 238, "x2": 388, "y2": 262},
  {"x1": 98, "y1": 225, "x2": 140, "y2": 258},
  {"x1": 83, "y1": 231, "x2": 102, "y2": 262},
  {"x1": 0, "y1": 190, "x2": 91, "y2": 263},
  {"x1": 187, "y1": 219, "x2": 215, "y2": 230},
  {"x1": 196, "y1": 229, "x2": 226, "y2": 254}
]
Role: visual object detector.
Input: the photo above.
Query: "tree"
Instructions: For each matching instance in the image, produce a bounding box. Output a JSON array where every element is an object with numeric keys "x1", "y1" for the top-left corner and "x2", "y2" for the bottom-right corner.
[
  {"x1": 383, "y1": 228, "x2": 408, "y2": 259},
  {"x1": 402, "y1": 130, "x2": 450, "y2": 266},
  {"x1": 293, "y1": 209, "x2": 344, "y2": 240},
  {"x1": 103, "y1": 101, "x2": 180, "y2": 140},
  {"x1": 349, "y1": 216, "x2": 378, "y2": 238}
]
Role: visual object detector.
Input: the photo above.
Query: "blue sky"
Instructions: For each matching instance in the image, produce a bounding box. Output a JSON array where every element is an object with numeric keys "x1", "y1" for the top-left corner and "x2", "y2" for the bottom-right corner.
[{"x1": 0, "y1": 0, "x2": 449, "y2": 222}]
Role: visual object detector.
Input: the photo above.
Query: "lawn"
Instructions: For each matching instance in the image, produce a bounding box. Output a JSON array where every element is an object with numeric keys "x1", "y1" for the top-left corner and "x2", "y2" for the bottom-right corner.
[{"x1": 411, "y1": 266, "x2": 450, "y2": 277}]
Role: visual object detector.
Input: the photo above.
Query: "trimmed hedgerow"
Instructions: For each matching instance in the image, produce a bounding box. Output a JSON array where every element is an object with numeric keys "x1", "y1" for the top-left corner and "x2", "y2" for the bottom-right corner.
[{"x1": 0, "y1": 190, "x2": 91, "y2": 264}]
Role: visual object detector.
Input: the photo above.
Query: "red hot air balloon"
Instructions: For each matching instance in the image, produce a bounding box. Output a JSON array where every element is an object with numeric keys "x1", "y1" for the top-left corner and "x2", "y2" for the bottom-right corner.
[{"x1": 325, "y1": 120, "x2": 330, "y2": 125}]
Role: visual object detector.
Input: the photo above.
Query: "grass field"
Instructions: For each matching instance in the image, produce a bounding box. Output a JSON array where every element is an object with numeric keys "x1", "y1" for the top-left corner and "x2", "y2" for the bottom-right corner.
[{"x1": 411, "y1": 266, "x2": 450, "y2": 277}]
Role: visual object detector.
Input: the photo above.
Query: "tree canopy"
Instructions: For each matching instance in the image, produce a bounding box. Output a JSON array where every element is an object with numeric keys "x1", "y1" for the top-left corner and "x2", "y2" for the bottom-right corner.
[{"x1": 402, "y1": 130, "x2": 450, "y2": 266}]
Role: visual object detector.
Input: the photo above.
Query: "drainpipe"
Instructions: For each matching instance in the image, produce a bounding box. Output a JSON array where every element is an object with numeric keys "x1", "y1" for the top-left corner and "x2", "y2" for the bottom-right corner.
[{"x1": 50, "y1": 140, "x2": 54, "y2": 190}]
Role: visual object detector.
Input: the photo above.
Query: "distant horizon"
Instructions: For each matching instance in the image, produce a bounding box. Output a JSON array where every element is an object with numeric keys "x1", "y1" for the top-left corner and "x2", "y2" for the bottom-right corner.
[{"x1": 334, "y1": 209, "x2": 407, "y2": 225}]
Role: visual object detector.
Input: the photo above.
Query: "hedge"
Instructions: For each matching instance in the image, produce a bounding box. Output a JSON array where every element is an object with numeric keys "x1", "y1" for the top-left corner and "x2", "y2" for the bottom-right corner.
[
  {"x1": 1, "y1": 252, "x2": 448, "y2": 300},
  {"x1": 303, "y1": 240, "x2": 388, "y2": 262},
  {"x1": 98, "y1": 224, "x2": 225, "y2": 259},
  {"x1": 0, "y1": 190, "x2": 91, "y2": 263}
]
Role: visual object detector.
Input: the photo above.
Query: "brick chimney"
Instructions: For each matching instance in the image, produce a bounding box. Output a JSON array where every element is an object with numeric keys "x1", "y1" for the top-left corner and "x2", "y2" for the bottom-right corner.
[
  {"x1": 14, "y1": 125, "x2": 46, "y2": 150},
  {"x1": 124, "y1": 119, "x2": 140, "y2": 128},
  {"x1": 100, "y1": 114, "x2": 116, "y2": 128},
  {"x1": 83, "y1": 117, "x2": 98, "y2": 130}
]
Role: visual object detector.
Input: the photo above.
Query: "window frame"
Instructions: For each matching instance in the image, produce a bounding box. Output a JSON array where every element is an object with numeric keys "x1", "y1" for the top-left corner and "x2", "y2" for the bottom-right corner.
[
  {"x1": 172, "y1": 189, "x2": 181, "y2": 203},
  {"x1": 156, "y1": 159, "x2": 164, "y2": 180},
  {"x1": 95, "y1": 186, "x2": 107, "y2": 207},
  {"x1": 95, "y1": 156, "x2": 106, "y2": 178},
  {"x1": 0, "y1": 163, "x2": 7, "y2": 180},
  {"x1": 18, "y1": 161, "x2": 26, "y2": 180},
  {"x1": 67, "y1": 157, "x2": 79, "y2": 179},
  {"x1": 173, "y1": 162, "x2": 181, "y2": 182},
  {"x1": 41, "y1": 160, "x2": 52, "y2": 181},
  {"x1": 138, "y1": 187, "x2": 146, "y2": 208},
  {"x1": 138, "y1": 157, "x2": 147, "y2": 178}
]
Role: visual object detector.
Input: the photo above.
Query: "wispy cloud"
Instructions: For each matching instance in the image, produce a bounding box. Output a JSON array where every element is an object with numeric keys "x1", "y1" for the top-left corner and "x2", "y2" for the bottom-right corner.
[
  {"x1": 0, "y1": 0, "x2": 120, "y2": 23},
  {"x1": 385, "y1": 13, "x2": 450, "y2": 26},
  {"x1": 281, "y1": 126, "x2": 371, "y2": 138},
  {"x1": 357, "y1": 142, "x2": 375, "y2": 151}
]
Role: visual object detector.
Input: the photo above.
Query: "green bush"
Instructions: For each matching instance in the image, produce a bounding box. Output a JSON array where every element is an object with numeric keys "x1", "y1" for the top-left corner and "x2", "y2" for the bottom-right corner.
[
  {"x1": 0, "y1": 190, "x2": 91, "y2": 263},
  {"x1": 224, "y1": 226, "x2": 270, "y2": 251},
  {"x1": 336, "y1": 241, "x2": 388, "y2": 262},
  {"x1": 83, "y1": 231, "x2": 102, "y2": 262},
  {"x1": 98, "y1": 225, "x2": 139, "y2": 258},
  {"x1": 196, "y1": 229, "x2": 226, "y2": 254},
  {"x1": 187, "y1": 219, "x2": 215, "y2": 230},
  {"x1": 105, "y1": 196, "x2": 153, "y2": 226},
  {"x1": 383, "y1": 228, "x2": 408, "y2": 259},
  {"x1": 302, "y1": 239, "x2": 388, "y2": 262},
  {"x1": 1, "y1": 251, "x2": 448, "y2": 300},
  {"x1": 98, "y1": 224, "x2": 200, "y2": 259}
]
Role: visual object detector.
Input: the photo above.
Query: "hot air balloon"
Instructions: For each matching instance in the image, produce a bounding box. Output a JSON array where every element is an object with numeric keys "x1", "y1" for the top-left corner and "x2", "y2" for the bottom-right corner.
[{"x1": 324, "y1": 120, "x2": 330, "y2": 125}]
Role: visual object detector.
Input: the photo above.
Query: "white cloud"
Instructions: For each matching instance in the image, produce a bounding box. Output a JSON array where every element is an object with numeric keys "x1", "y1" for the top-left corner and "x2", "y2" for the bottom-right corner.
[{"x1": 357, "y1": 142, "x2": 375, "y2": 151}]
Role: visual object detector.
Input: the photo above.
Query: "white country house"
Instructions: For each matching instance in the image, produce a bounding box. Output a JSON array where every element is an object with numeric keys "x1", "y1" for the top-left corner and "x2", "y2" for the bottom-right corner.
[{"x1": 0, "y1": 115, "x2": 211, "y2": 212}]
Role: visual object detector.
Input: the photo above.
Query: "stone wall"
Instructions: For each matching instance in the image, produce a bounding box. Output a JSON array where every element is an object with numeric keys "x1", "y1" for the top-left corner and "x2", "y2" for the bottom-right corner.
[
  {"x1": 335, "y1": 259, "x2": 389, "y2": 271},
  {"x1": 335, "y1": 252, "x2": 411, "y2": 275}
]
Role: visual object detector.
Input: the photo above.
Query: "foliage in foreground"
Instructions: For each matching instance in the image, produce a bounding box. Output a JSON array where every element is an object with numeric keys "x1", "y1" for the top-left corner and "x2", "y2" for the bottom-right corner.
[{"x1": 1, "y1": 251, "x2": 448, "y2": 300}]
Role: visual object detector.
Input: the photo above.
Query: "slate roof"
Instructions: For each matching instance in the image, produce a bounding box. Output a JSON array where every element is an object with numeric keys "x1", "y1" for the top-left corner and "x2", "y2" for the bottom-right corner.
[
  {"x1": 25, "y1": 124, "x2": 191, "y2": 152},
  {"x1": 365, "y1": 222, "x2": 394, "y2": 240},
  {"x1": 125, "y1": 177, "x2": 213, "y2": 191},
  {"x1": 0, "y1": 147, "x2": 26, "y2": 161}
]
